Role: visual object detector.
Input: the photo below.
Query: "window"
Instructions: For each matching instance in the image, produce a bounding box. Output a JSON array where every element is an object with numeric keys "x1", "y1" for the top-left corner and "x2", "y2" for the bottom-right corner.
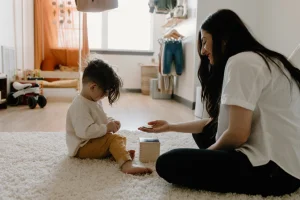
[{"x1": 87, "y1": 0, "x2": 153, "y2": 52}]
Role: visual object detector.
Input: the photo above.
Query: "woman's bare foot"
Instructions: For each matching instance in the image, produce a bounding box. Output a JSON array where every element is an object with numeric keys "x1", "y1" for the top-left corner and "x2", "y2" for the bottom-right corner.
[
  {"x1": 121, "y1": 161, "x2": 153, "y2": 175},
  {"x1": 110, "y1": 150, "x2": 135, "y2": 161}
]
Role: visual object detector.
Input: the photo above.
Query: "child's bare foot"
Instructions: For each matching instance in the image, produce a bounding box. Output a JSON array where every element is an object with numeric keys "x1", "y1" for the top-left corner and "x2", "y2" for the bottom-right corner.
[
  {"x1": 128, "y1": 150, "x2": 135, "y2": 160},
  {"x1": 109, "y1": 155, "x2": 115, "y2": 161},
  {"x1": 110, "y1": 150, "x2": 135, "y2": 161},
  {"x1": 121, "y1": 161, "x2": 153, "y2": 175}
]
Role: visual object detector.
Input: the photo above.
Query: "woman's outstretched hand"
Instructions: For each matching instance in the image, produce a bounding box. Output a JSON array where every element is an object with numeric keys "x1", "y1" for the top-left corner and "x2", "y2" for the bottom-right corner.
[{"x1": 138, "y1": 120, "x2": 170, "y2": 133}]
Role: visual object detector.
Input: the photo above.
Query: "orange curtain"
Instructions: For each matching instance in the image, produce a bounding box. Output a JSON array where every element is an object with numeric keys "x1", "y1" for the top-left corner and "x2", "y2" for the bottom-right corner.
[{"x1": 34, "y1": 0, "x2": 89, "y2": 70}]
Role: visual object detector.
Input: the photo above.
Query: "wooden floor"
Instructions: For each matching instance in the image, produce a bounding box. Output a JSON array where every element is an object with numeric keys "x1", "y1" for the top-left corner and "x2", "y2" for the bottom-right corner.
[{"x1": 0, "y1": 92, "x2": 197, "y2": 132}]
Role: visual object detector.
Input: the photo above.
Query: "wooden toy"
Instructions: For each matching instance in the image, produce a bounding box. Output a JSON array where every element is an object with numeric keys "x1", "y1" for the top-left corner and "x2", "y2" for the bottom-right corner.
[{"x1": 139, "y1": 137, "x2": 160, "y2": 163}]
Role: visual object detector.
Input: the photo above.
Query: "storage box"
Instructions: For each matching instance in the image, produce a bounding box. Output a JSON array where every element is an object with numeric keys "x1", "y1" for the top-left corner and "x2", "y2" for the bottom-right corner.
[
  {"x1": 139, "y1": 138, "x2": 160, "y2": 163},
  {"x1": 150, "y1": 78, "x2": 172, "y2": 99}
]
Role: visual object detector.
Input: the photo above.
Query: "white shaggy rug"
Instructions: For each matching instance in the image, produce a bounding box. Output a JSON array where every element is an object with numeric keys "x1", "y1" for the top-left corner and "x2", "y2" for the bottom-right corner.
[{"x1": 0, "y1": 131, "x2": 299, "y2": 200}]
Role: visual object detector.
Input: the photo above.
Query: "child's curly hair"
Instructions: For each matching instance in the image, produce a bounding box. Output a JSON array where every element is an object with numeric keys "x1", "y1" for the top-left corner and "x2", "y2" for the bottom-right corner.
[{"x1": 82, "y1": 59, "x2": 123, "y2": 105}]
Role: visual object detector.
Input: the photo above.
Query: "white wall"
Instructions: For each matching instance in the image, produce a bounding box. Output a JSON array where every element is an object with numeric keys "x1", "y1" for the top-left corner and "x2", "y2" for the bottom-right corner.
[
  {"x1": 14, "y1": 0, "x2": 34, "y2": 72},
  {"x1": 98, "y1": 14, "x2": 165, "y2": 89},
  {"x1": 99, "y1": 54, "x2": 156, "y2": 89},
  {"x1": 23, "y1": 0, "x2": 34, "y2": 70},
  {"x1": 0, "y1": 0, "x2": 15, "y2": 73},
  {"x1": 259, "y1": 0, "x2": 300, "y2": 57},
  {"x1": 171, "y1": 0, "x2": 198, "y2": 102},
  {"x1": 14, "y1": 0, "x2": 23, "y2": 72},
  {"x1": 0, "y1": 0, "x2": 34, "y2": 74},
  {"x1": 197, "y1": 0, "x2": 261, "y2": 38}
]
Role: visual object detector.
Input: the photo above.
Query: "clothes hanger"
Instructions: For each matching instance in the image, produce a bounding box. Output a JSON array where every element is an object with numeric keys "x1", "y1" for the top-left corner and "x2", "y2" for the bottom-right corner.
[
  {"x1": 158, "y1": 38, "x2": 164, "y2": 44},
  {"x1": 163, "y1": 29, "x2": 184, "y2": 40}
]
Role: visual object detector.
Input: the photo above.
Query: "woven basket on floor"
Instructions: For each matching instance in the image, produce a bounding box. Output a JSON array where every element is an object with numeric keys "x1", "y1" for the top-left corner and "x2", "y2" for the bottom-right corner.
[{"x1": 141, "y1": 65, "x2": 158, "y2": 95}]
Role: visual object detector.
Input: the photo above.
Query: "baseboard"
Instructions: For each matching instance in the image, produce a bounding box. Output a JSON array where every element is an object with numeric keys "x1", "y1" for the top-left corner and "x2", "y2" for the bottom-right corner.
[
  {"x1": 121, "y1": 88, "x2": 142, "y2": 93},
  {"x1": 172, "y1": 94, "x2": 196, "y2": 110}
]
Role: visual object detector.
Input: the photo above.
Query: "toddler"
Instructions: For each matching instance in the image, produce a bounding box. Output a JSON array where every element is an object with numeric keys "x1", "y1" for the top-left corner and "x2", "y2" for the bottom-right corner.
[{"x1": 66, "y1": 59, "x2": 152, "y2": 175}]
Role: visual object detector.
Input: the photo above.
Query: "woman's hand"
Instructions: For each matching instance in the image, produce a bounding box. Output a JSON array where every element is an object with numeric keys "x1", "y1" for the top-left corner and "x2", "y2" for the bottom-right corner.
[{"x1": 138, "y1": 120, "x2": 170, "y2": 133}]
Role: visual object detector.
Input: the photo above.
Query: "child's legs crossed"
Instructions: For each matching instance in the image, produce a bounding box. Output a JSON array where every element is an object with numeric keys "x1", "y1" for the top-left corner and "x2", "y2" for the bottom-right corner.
[
  {"x1": 76, "y1": 133, "x2": 131, "y2": 166},
  {"x1": 76, "y1": 134, "x2": 113, "y2": 159},
  {"x1": 109, "y1": 133, "x2": 132, "y2": 166}
]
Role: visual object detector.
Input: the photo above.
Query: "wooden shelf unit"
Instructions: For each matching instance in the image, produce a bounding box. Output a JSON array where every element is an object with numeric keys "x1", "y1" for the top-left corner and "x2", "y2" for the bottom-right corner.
[{"x1": 162, "y1": 17, "x2": 187, "y2": 28}]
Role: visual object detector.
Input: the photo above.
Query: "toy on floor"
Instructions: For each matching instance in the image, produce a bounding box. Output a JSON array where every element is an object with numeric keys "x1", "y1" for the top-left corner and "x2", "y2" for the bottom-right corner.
[
  {"x1": 7, "y1": 82, "x2": 47, "y2": 109},
  {"x1": 139, "y1": 137, "x2": 160, "y2": 163},
  {"x1": 141, "y1": 125, "x2": 153, "y2": 129}
]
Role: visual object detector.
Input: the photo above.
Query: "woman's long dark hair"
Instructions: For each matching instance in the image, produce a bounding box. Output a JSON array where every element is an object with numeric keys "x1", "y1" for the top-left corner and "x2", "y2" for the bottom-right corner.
[{"x1": 198, "y1": 9, "x2": 300, "y2": 121}]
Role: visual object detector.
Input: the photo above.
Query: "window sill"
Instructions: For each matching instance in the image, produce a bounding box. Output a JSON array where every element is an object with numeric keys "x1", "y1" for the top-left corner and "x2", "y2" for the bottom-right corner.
[{"x1": 90, "y1": 49, "x2": 155, "y2": 56}]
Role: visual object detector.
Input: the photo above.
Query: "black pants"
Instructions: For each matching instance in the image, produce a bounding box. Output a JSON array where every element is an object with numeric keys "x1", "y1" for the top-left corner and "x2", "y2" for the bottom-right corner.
[{"x1": 156, "y1": 122, "x2": 300, "y2": 197}]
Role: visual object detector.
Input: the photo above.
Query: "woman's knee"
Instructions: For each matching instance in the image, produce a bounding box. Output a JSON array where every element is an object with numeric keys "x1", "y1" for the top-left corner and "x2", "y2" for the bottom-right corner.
[
  {"x1": 156, "y1": 149, "x2": 181, "y2": 181},
  {"x1": 156, "y1": 153, "x2": 169, "y2": 172}
]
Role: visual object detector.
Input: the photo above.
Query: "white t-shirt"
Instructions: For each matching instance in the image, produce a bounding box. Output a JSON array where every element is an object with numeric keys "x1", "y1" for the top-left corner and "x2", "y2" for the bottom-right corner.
[
  {"x1": 66, "y1": 95, "x2": 112, "y2": 156},
  {"x1": 216, "y1": 52, "x2": 300, "y2": 180}
]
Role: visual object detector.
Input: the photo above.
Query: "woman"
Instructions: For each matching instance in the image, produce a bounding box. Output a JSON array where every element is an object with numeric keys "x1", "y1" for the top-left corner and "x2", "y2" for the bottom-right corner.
[{"x1": 139, "y1": 9, "x2": 300, "y2": 196}]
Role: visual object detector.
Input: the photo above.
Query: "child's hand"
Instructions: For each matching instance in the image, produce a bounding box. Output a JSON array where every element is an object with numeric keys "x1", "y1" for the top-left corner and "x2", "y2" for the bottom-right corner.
[
  {"x1": 114, "y1": 120, "x2": 121, "y2": 132},
  {"x1": 107, "y1": 121, "x2": 118, "y2": 133}
]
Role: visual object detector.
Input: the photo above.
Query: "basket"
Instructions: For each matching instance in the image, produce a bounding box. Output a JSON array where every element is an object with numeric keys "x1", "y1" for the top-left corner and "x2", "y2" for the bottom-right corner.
[{"x1": 141, "y1": 65, "x2": 158, "y2": 95}]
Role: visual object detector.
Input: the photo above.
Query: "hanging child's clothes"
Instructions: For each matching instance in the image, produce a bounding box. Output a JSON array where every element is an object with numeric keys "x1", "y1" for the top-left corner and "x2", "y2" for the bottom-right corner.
[
  {"x1": 157, "y1": 39, "x2": 183, "y2": 94},
  {"x1": 162, "y1": 39, "x2": 184, "y2": 76},
  {"x1": 148, "y1": 0, "x2": 156, "y2": 13},
  {"x1": 158, "y1": 73, "x2": 173, "y2": 94},
  {"x1": 149, "y1": 0, "x2": 177, "y2": 14}
]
